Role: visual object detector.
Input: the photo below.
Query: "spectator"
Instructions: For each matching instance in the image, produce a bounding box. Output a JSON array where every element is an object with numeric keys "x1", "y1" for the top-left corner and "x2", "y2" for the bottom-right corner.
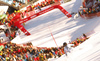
[
  {"x1": 83, "y1": 33, "x2": 88, "y2": 39},
  {"x1": 92, "y1": 2, "x2": 98, "y2": 9}
]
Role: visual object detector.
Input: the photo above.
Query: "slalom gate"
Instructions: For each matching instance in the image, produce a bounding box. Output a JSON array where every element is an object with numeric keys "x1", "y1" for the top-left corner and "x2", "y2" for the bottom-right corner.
[{"x1": 14, "y1": 5, "x2": 72, "y2": 36}]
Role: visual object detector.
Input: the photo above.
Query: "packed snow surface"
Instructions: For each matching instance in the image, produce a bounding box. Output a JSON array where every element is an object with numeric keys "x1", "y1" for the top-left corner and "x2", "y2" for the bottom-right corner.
[{"x1": 11, "y1": 0, "x2": 100, "y2": 61}]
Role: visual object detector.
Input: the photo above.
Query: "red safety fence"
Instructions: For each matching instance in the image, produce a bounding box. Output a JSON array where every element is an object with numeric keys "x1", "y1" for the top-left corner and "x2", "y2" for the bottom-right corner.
[{"x1": 13, "y1": 5, "x2": 72, "y2": 36}]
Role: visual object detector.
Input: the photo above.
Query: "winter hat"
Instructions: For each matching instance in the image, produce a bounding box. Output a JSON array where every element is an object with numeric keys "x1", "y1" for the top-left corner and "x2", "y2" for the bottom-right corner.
[{"x1": 63, "y1": 42, "x2": 67, "y2": 47}]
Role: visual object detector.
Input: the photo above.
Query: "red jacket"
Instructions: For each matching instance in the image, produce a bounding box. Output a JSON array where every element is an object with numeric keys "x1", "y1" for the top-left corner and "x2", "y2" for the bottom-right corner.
[{"x1": 37, "y1": 56, "x2": 40, "y2": 60}]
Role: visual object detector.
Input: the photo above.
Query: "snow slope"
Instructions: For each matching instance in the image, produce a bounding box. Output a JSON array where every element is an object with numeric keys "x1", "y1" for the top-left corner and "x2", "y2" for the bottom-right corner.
[
  {"x1": 49, "y1": 32, "x2": 100, "y2": 61},
  {"x1": 10, "y1": 0, "x2": 100, "y2": 61}
]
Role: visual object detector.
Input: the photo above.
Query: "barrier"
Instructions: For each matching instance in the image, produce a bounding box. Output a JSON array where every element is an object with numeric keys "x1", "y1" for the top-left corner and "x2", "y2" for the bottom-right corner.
[
  {"x1": 14, "y1": 5, "x2": 72, "y2": 36},
  {"x1": 81, "y1": 12, "x2": 100, "y2": 19}
]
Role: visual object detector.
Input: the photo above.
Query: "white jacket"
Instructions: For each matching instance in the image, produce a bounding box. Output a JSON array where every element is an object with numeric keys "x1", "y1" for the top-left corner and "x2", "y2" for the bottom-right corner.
[{"x1": 64, "y1": 45, "x2": 70, "y2": 55}]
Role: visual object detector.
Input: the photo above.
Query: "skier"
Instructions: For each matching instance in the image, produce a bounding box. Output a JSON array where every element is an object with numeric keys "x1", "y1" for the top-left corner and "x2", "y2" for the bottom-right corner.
[{"x1": 63, "y1": 42, "x2": 70, "y2": 56}]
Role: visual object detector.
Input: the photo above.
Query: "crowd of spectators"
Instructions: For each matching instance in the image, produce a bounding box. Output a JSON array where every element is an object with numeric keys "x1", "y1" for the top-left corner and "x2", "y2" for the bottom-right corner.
[
  {"x1": 69, "y1": 33, "x2": 89, "y2": 47},
  {"x1": 78, "y1": 0, "x2": 100, "y2": 16},
  {"x1": 0, "y1": 0, "x2": 59, "y2": 9},
  {"x1": 0, "y1": 33, "x2": 89, "y2": 61},
  {"x1": 0, "y1": 41, "x2": 65, "y2": 61},
  {"x1": 24, "y1": 0, "x2": 57, "y2": 12}
]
